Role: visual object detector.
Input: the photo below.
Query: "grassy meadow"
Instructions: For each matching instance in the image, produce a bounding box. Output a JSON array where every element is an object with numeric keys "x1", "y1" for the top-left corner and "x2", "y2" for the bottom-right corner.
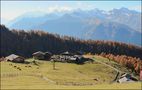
[{"x1": 0, "y1": 56, "x2": 141, "y2": 89}]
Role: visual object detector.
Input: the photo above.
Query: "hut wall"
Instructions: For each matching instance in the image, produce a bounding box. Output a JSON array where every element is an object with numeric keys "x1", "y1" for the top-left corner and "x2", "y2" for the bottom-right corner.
[
  {"x1": 33, "y1": 55, "x2": 44, "y2": 60},
  {"x1": 44, "y1": 54, "x2": 51, "y2": 60},
  {"x1": 13, "y1": 57, "x2": 25, "y2": 63}
]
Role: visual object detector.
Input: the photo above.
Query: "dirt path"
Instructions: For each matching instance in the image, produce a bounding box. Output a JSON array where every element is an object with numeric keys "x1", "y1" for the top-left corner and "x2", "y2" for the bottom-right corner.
[
  {"x1": 92, "y1": 58, "x2": 122, "y2": 73},
  {"x1": 33, "y1": 73, "x2": 56, "y2": 84},
  {"x1": 41, "y1": 76, "x2": 56, "y2": 84},
  {"x1": 92, "y1": 57, "x2": 123, "y2": 82},
  {"x1": 1, "y1": 72, "x2": 56, "y2": 84}
]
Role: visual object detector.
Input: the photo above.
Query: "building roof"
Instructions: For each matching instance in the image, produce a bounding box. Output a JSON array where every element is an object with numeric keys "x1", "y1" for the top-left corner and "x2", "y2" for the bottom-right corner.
[
  {"x1": 45, "y1": 51, "x2": 52, "y2": 55},
  {"x1": 32, "y1": 51, "x2": 45, "y2": 55},
  {"x1": 121, "y1": 73, "x2": 131, "y2": 78},
  {"x1": 6, "y1": 54, "x2": 20, "y2": 61},
  {"x1": 61, "y1": 51, "x2": 73, "y2": 55},
  {"x1": 118, "y1": 77, "x2": 134, "y2": 83}
]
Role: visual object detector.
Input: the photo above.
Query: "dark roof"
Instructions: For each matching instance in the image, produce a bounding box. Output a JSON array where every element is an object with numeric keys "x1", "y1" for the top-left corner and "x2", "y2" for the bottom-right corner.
[
  {"x1": 45, "y1": 51, "x2": 52, "y2": 55},
  {"x1": 121, "y1": 73, "x2": 131, "y2": 78},
  {"x1": 6, "y1": 54, "x2": 23, "y2": 61}
]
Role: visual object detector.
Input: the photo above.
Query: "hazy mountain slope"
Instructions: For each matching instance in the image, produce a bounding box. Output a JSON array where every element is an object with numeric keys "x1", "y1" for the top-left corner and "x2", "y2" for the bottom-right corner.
[
  {"x1": 82, "y1": 21, "x2": 141, "y2": 45},
  {"x1": 6, "y1": 8, "x2": 141, "y2": 46},
  {"x1": 34, "y1": 14, "x2": 86, "y2": 37},
  {"x1": 8, "y1": 8, "x2": 141, "y2": 32},
  {"x1": 7, "y1": 12, "x2": 62, "y2": 30},
  {"x1": 107, "y1": 8, "x2": 141, "y2": 32}
]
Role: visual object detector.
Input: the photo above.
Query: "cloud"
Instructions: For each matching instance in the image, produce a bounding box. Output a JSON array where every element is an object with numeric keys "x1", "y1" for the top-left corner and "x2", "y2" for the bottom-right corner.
[
  {"x1": 44, "y1": 2, "x2": 96, "y2": 13},
  {"x1": 46, "y1": 5, "x2": 73, "y2": 13},
  {"x1": 129, "y1": 5, "x2": 141, "y2": 12},
  {"x1": 29, "y1": 5, "x2": 74, "y2": 13},
  {"x1": 76, "y1": 2, "x2": 95, "y2": 10}
]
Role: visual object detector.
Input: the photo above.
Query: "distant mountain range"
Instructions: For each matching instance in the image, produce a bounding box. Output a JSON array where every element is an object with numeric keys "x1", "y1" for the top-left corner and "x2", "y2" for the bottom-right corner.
[{"x1": 4, "y1": 7, "x2": 142, "y2": 46}]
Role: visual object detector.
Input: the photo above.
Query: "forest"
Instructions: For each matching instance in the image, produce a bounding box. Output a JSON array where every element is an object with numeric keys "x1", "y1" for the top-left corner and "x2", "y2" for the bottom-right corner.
[{"x1": 0, "y1": 25, "x2": 142, "y2": 60}]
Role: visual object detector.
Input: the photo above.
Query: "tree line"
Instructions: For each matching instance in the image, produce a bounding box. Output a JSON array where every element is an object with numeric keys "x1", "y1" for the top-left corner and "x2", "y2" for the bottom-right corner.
[{"x1": 0, "y1": 25, "x2": 142, "y2": 60}]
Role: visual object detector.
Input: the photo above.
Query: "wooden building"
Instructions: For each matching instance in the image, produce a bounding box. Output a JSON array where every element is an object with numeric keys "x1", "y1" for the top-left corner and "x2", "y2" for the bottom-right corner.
[
  {"x1": 118, "y1": 73, "x2": 138, "y2": 83},
  {"x1": 5, "y1": 54, "x2": 25, "y2": 63},
  {"x1": 32, "y1": 51, "x2": 45, "y2": 60},
  {"x1": 50, "y1": 51, "x2": 93, "y2": 64},
  {"x1": 32, "y1": 51, "x2": 52, "y2": 60},
  {"x1": 44, "y1": 52, "x2": 52, "y2": 60}
]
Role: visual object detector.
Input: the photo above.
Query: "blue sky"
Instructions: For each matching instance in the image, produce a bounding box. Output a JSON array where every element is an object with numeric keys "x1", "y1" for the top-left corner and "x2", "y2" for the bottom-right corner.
[{"x1": 1, "y1": 1, "x2": 141, "y2": 20}]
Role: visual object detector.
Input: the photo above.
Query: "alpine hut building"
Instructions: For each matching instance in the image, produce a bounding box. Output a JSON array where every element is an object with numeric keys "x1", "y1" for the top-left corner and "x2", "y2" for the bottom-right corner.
[
  {"x1": 32, "y1": 51, "x2": 52, "y2": 60},
  {"x1": 5, "y1": 54, "x2": 25, "y2": 63},
  {"x1": 32, "y1": 51, "x2": 45, "y2": 60}
]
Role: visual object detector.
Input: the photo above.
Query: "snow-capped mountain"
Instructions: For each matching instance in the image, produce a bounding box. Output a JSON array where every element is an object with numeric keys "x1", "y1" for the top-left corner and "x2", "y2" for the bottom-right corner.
[{"x1": 5, "y1": 7, "x2": 141, "y2": 46}]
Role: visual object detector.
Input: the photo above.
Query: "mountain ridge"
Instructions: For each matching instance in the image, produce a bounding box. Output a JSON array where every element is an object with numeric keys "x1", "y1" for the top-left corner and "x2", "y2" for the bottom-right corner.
[{"x1": 5, "y1": 7, "x2": 141, "y2": 46}]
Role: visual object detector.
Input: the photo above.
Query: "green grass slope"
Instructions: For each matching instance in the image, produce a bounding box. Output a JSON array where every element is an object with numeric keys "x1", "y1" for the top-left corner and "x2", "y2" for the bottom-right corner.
[{"x1": 0, "y1": 56, "x2": 141, "y2": 89}]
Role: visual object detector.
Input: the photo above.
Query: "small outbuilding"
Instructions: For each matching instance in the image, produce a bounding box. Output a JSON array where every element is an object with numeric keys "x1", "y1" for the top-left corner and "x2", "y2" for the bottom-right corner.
[
  {"x1": 32, "y1": 51, "x2": 52, "y2": 60},
  {"x1": 118, "y1": 73, "x2": 138, "y2": 83},
  {"x1": 5, "y1": 54, "x2": 25, "y2": 63},
  {"x1": 44, "y1": 52, "x2": 52, "y2": 60},
  {"x1": 32, "y1": 51, "x2": 45, "y2": 60}
]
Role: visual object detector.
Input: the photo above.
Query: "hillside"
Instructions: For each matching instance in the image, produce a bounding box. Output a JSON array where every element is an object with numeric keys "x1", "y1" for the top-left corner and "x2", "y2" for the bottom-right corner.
[
  {"x1": 1, "y1": 56, "x2": 141, "y2": 89},
  {"x1": 1, "y1": 1, "x2": 142, "y2": 90},
  {"x1": 0, "y1": 25, "x2": 142, "y2": 59}
]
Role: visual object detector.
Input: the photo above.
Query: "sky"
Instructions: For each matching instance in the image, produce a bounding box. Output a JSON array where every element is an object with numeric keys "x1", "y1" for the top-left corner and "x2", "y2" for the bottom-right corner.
[{"x1": 1, "y1": 1, "x2": 141, "y2": 20}]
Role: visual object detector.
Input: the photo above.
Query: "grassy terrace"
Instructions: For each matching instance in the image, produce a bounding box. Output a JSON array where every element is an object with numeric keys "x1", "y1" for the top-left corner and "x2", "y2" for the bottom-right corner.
[
  {"x1": 94, "y1": 56, "x2": 131, "y2": 73},
  {"x1": 0, "y1": 56, "x2": 141, "y2": 89}
]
